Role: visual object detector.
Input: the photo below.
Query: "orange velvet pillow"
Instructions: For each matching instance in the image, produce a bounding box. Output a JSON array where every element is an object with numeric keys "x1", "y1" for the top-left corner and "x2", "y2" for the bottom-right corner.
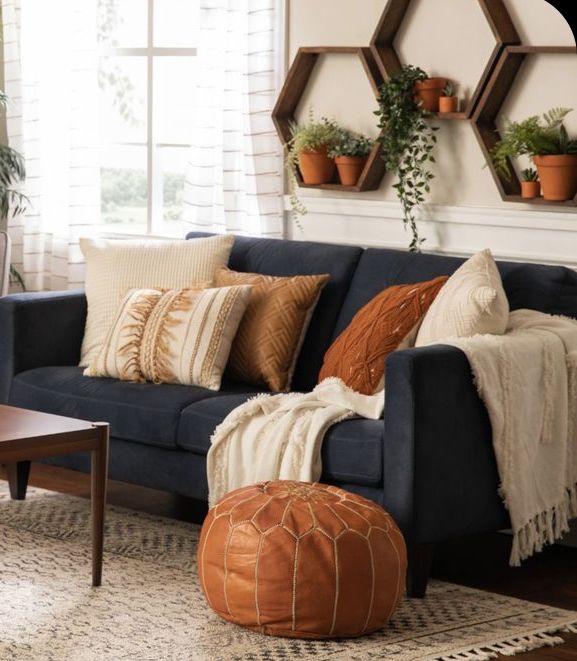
[{"x1": 318, "y1": 276, "x2": 448, "y2": 395}]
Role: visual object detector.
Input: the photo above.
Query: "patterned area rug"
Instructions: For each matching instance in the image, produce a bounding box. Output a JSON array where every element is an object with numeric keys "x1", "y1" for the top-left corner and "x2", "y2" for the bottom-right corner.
[{"x1": 1, "y1": 483, "x2": 576, "y2": 661}]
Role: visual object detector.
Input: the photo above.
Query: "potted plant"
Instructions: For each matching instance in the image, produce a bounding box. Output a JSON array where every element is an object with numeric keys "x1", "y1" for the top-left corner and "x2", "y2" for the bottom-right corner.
[
  {"x1": 491, "y1": 107, "x2": 577, "y2": 202},
  {"x1": 439, "y1": 81, "x2": 459, "y2": 114},
  {"x1": 414, "y1": 76, "x2": 447, "y2": 113},
  {"x1": 520, "y1": 167, "x2": 540, "y2": 199},
  {"x1": 285, "y1": 112, "x2": 339, "y2": 218},
  {"x1": 329, "y1": 130, "x2": 373, "y2": 186},
  {"x1": 375, "y1": 65, "x2": 439, "y2": 251},
  {"x1": 1, "y1": 90, "x2": 27, "y2": 293}
]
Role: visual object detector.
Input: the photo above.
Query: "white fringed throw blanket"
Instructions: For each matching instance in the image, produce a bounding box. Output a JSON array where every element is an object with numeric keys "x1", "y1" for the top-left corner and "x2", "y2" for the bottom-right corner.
[
  {"x1": 207, "y1": 378, "x2": 384, "y2": 507},
  {"x1": 446, "y1": 310, "x2": 577, "y2": 565},
  {"x1": 207, "y1": 309, "x2": 577, "y2": 565}
]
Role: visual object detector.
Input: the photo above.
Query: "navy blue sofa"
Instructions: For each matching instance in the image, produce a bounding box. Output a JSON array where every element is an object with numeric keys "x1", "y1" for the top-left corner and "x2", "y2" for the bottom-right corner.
[{"x1": 2, "y1": 232, "x2": 577, "y2": 596}]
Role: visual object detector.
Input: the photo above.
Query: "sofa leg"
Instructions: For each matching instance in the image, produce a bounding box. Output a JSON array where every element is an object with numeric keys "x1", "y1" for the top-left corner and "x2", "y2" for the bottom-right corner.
[
  {"x1": 6, "y1": 461, "x2": 31, "y2": 500},
  {"x1": 406, "y1": 543, "x2": 435, "y2": 598}
]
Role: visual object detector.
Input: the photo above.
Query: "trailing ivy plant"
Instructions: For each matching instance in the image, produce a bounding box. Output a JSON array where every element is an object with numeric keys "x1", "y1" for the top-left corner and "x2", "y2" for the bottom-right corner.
[{"x1": 374, "y1": 65, "x2": 439, "y2": 252}]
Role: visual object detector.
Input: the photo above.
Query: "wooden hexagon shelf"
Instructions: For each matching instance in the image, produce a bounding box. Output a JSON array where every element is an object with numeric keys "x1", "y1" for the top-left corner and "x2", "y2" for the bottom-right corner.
[
  {"x1": 370, "y1": 0, "x2": 520, "y2": 120},
  {"x1": 472, "y1": 45, "x2": 577, "y2": 206},
  {"x1": 272, "y1": 47, "x2": 386, "y2": 192}
]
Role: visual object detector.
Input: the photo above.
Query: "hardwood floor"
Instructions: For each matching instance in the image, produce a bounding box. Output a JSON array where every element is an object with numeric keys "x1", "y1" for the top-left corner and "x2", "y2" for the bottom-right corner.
[{"x1": 1, "y1": 463, "x2": 576, "y2": 660}]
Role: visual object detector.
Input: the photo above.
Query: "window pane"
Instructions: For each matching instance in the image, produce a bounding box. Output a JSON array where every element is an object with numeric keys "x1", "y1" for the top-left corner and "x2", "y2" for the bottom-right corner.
[
  {"x1": 98, "y1": 0, "x2": 147, "y2": 48},
  {"x1": 159, "y1": 146, "x2": 188, "y2": 236},
  {"x1": 101, "y1": 145, "x2": 147, "y2": 231},
  {"x1": 154, "y1": 57, "x2": 196, "y2": 145},
  {"x1": 99, "y1": 56, "x2": 147, "y2": 144},
  {"x1": 154, "y1": 0, "x2": 199, "y2": 47}
]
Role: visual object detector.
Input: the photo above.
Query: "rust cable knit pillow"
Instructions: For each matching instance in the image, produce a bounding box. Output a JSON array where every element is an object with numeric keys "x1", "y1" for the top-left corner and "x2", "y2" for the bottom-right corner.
[
  {"x1": 318, "y1": 276, "x2": 448, "y2": 395},
  {"x1": 214, "y1": 268, "x2": 330, "y2": 392}
]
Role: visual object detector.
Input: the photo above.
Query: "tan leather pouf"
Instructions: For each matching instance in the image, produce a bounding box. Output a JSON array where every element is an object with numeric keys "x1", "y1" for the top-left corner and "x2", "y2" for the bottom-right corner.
[{"x1": 198, "y1": 481, "x2": 407, "y2": 639}]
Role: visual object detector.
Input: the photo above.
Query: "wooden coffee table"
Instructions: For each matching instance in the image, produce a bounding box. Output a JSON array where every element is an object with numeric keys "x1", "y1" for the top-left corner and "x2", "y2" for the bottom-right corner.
[{"x1": 0, "y1": 405, "x2": 109, "y2": 586}]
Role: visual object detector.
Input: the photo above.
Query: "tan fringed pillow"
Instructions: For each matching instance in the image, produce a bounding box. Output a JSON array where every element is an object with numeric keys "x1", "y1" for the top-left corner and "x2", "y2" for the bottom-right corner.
[
  {"x1": 214, "y1": 268, "x2": 330, "y2": 392},
  {"x1": 79, "y1": 234, "x2": 235, "y2": 367},
  {"x1": 318, "y1": 276, "x2": 449, "y2": 395},
  {"x1": 85, "y1": 285, "x2": 252, "y2": 391}
]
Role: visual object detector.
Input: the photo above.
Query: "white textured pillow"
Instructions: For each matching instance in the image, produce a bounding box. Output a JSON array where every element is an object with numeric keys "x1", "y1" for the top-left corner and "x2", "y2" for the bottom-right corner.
[
  {"x1": 85, "y1": 285, "x2": 252, "y2": 390},
  {"x1": 415, "y1": 249, "x2": 509, "y2": 345},
  {"x1": 79, "y1": 235, "x2": 234, "y2": 366}
]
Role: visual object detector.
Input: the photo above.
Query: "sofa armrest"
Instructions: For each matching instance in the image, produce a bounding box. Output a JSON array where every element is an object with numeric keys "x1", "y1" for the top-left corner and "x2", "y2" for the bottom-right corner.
[
  {"x1": 0, "y1": 290, "x2": 87, "y2": 402},
  {"x1": 383, "y1": 345, "x2": 509, "y2": 544}
]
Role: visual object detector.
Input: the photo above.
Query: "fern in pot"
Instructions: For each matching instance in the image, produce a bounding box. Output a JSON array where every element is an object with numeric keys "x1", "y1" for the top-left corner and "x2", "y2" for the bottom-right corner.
[
  {"x1": 491, "y1": 107, "x2": 577, "y2": 202},
  {"x1": 285, "y1": 113, "x2": 339, "y2": 216},
  {"x1": 375, "y1": 65, "x2": 439, "y2": 251},
  {"x1": 329, "y1": 130, "x2": 373, "y2": 187}
]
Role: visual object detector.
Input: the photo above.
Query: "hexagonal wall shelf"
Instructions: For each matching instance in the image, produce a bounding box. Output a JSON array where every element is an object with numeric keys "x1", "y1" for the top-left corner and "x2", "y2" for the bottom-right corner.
[
  {"x1": 272, "y1": 47, "x2": 386, "y2": 192},
  {"x1": 370, "y1": 0, "x2": 520, "y2": 120},
  {"x1": 472, "y1": 45, "x2": 577, "y2": 205}
]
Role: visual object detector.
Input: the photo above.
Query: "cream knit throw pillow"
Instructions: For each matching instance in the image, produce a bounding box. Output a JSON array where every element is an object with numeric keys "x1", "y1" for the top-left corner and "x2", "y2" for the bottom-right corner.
[
  {"x1": 85, "y1": 285, "x2": 252, "y2": 391},
  {"x1": 79, "y1": 235, "x2": 234, "y2": 366},
  {"x1": 415, "y1": 249, "x2": 509, "y2": 345}
]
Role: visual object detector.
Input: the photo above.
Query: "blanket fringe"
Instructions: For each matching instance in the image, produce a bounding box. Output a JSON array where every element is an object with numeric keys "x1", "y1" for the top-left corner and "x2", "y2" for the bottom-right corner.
[
  {"x1": 510, "y1": 483, "x2": 577, "y2": 565},
  {"x1": 432, "y1": 622, "x2": 577, "y2": 661}
]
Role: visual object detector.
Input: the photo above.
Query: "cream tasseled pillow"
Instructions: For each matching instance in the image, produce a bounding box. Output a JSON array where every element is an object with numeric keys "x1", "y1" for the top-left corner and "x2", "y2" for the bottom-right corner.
[
  {"x1": 415, "y1": 249, "x2": 509, "y2": 345},
  {"x1": 79, "y1": 235, "x2": 234, "y2": 366},
  {"x1": 85, "y1": 285, "x2": 252, "y2": 391}
]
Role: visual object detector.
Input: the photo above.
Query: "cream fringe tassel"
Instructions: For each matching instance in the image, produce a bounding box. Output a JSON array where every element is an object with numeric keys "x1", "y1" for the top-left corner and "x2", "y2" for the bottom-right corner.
[
  {"x1": 431, "y1": 623, "x2": 577, "y2": 661},
  {"x1": 509, "y1": 483, "x2": 577, "y2": 566}
]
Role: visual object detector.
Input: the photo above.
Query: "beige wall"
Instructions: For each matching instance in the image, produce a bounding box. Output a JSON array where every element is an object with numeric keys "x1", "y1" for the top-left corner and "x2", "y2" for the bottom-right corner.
[{"x1": 286, "y1": 0, "x2": 577, "y2": 222}]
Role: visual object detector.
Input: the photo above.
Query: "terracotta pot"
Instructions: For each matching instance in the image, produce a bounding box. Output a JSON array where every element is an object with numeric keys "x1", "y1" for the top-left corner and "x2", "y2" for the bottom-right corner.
[
  {"x1": 438, "y1": 96, "x2": 459, "y2": 114},
  {"x1": 335, "y1": 155, "x2": 368, "y2": 186},
  {"x1": 298, "y1": 146, "x2": 336, "y2": 185},
  {"x1": 414, "y1": 77, "x2": 447, "y2": 112},
  {"x1": 521, "y1": 180, "x2": 541, "y2": 200},
  {"x1": 533, "y1": 154, "x2": 577, "y2": 201}
]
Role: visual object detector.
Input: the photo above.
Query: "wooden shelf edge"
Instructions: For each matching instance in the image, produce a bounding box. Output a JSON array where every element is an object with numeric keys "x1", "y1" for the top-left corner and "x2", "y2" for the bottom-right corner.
[
  {"x1": 430, "y1": 111, "x2": 469, "y2": 121},
  {"x1": 503, "y1": 195, "x2": 577, "y2": 206}
]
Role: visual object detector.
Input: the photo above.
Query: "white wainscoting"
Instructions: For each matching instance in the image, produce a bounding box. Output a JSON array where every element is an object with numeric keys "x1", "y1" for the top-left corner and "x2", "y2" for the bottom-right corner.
[{"x1": 285, "y1": 196, "x2": 577, "y2": 269}]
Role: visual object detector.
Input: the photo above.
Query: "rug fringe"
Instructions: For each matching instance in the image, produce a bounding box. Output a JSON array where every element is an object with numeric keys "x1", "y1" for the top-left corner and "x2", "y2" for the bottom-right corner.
[{"x1": 433, "y1": 622, "x2": 577, "y2": 661}]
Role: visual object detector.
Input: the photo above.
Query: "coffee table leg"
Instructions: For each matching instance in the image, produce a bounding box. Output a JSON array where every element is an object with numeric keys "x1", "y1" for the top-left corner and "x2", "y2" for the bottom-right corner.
[
  {"x1": 6, "y1": 461, "x2": 31, "y2": 500},
  {"x1": 91, "y1": 423, "x2": 109, "y2": 587}
]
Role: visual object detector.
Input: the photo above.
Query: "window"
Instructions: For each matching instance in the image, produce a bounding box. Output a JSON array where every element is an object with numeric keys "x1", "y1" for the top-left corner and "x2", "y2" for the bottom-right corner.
[{"x1": 98, "y1": 0, "x2": 199, "y2": 236}]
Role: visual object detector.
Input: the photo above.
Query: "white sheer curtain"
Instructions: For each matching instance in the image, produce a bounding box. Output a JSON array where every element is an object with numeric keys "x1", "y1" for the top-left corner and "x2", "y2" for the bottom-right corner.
[
  {"x1": 2, "y1": 0, "x2": 99, "y2": 291},
  {"x1": 183, "y1": 0, "x2": 284, "y2": 237}
]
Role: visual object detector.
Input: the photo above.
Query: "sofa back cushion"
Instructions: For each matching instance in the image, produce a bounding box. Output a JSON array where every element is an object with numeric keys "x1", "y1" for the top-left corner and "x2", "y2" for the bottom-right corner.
[
  {"x1": 334, "y1": 247, "x2": 577, "y2": 337},
  {"x1": 187, "y1": 233, "x2": 362, "y2": 390}
]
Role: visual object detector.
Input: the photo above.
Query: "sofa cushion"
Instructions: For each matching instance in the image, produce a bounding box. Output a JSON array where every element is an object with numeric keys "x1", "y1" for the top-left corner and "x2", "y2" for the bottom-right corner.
[
  {"x1": 214, "y1": 268, "x2": 330, "y2": 392},
  {"x1": 9, "y1": 367, "x2": 260, "y2": 449},
  {"x1": 333, "y1": 248, "x2": 577, "y2": 337},
  {"x1": 177, "y1": 396, "x2": 384, "y2": 486},
  {"x1": 416, "y1": 250, "x2": 509, "y2": 345},
  {"x1": 319, "y1": 276, "x2": 448, "y2": 394},
  {"x1": 187, "y1": 232, "x2": 363, "y2": 391}
]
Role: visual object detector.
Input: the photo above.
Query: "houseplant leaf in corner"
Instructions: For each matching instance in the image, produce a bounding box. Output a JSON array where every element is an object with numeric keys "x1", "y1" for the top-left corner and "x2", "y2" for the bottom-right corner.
[
  {"x1": 0, "y1": 31, "x2": 28, "y2": 291},
  {"x1": 375, "y1": 65, "x2": 439, "y2": 252}
]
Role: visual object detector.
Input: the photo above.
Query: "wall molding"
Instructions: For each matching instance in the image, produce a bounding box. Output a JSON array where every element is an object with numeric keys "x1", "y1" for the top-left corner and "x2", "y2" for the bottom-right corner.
[{"x1": 285, "y1": 196, "x2": 577, "y2": 269}]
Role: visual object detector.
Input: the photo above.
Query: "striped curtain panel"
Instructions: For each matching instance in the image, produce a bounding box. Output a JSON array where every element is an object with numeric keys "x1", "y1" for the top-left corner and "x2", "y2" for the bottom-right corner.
[
  {"x1": 183, "y1": 0, "x2": 284, "y2": 238},
  {"x1": 1, "y1": 0, "x2": 99, "y2": 291}
]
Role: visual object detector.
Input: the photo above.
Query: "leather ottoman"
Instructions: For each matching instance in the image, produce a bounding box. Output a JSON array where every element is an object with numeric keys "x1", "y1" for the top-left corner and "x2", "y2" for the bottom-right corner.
[{"x1": 198, "y1": 480, "x2": 407, "y2": 639}]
